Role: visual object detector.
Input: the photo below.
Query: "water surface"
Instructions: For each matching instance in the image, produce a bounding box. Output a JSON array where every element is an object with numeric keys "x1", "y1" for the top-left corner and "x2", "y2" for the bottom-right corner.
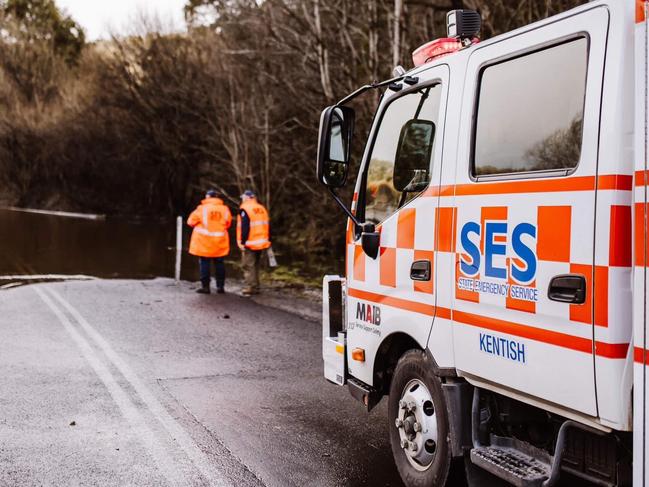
[{"x1": 0, "y1": 209, "x2": 196, "y2": 280}]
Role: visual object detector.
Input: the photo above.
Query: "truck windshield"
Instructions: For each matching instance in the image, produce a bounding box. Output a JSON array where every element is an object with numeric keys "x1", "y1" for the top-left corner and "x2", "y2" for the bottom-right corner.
[{"x1": 364, "y1": 84, "x2": 442, "y2": 225}]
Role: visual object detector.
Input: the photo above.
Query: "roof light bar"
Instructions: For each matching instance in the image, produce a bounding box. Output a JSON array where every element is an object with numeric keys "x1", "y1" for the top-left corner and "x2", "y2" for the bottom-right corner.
[{"x1": 412, "y1": 38, "x2": 463, "y2": 67}]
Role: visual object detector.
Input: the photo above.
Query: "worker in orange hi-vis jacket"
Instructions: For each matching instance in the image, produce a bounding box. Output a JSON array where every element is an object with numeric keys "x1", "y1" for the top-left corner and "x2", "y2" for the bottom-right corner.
[
  {"x1": 236, "y1": 190, "x2": 271, "y2": 296},
  {"x1": 187, "y1": 190, "x2": 232, "y2": 294}
]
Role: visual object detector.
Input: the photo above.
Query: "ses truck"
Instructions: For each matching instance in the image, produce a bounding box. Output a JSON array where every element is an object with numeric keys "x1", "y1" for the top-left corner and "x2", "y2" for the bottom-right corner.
[{"x1": 317, "y1": 2, "x2": 649, "y2": 486}]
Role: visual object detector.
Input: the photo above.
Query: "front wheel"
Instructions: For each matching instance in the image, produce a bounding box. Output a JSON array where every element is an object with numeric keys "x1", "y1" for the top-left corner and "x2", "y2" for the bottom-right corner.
[{"x1": 388, "y1": 350, "x2": 451, "y2": 487}]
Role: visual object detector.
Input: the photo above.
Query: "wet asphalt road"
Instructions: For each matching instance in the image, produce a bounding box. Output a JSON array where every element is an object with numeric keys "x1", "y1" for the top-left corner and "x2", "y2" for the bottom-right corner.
[{"x1": 0, "y1": 278, "x2": 405, "y2": 486}]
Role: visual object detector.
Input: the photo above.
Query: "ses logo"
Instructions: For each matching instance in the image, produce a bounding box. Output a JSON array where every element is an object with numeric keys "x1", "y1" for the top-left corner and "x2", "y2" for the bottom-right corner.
[{"x1": 458, "y1": 220, "x2": 539, "y2": 302}]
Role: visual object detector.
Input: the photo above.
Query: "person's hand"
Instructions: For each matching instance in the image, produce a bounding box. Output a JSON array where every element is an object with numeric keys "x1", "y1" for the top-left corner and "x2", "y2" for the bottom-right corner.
[{"x1": 238, "y1": 244, "x2": 245, "y2": 251}]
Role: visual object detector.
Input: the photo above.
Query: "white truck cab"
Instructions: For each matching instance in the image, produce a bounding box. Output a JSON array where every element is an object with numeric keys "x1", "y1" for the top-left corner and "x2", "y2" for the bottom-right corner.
[{"x1": 317, "y1": 2, "x2": 648, "y2": 486}]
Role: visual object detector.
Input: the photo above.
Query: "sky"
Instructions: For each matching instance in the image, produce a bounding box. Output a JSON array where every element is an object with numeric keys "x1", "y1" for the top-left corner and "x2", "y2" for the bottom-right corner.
[{"x1": 55, "y1": 0, "x2": 188, "y2": 41}]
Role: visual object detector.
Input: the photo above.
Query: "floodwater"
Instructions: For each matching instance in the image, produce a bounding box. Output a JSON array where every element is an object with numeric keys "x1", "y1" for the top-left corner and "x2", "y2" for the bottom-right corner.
[{"x1": 0, "y1": 208, "x2": 200, "y2": 281}]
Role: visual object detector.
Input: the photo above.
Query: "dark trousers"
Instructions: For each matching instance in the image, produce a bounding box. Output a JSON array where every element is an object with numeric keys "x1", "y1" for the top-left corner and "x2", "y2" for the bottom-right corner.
[{"x1": 199, "y1": 257, "x2": 225, "y2": 289}]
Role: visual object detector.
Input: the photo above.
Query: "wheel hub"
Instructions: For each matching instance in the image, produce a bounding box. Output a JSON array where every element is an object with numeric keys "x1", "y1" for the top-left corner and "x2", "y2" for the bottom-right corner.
[
  {"x1": 394, "y1": 379, "x2": 438, "y2": 471},
  {"x1": 403, "y1": 416, "x2": 416, "y2": 437}
]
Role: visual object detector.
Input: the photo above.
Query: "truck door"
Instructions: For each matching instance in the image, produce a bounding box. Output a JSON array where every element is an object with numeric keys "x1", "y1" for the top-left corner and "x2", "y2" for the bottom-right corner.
[
  {"x1": 451, "y1": 7, "x2": 608, "y2": 416},
  {"x1": 346, "y1": 65, "x2": 449, "y2": 386}
]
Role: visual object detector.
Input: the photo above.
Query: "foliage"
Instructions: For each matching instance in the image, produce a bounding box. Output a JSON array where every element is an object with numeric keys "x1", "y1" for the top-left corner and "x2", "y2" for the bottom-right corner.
[{"x1": 2, "y1": 0, "x2": 85, "y2": 65}]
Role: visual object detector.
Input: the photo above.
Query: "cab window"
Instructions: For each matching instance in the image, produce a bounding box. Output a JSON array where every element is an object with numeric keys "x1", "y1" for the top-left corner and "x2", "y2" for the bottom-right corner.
[
  {"x1": 363, "y1": 84, "x2": 442, "y2": 225},
  {"x1": 473, "y1": 37, "x2": 588, "y2": 177}
]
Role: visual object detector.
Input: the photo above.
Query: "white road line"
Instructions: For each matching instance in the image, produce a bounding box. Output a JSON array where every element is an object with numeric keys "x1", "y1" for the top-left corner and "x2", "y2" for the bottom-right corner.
[
  {"x1": 33, "y1": 287, "x2": 186, "y2": 486},
  {"x1": 46, "y1": 287, "x2": 230, "y2": 487}
]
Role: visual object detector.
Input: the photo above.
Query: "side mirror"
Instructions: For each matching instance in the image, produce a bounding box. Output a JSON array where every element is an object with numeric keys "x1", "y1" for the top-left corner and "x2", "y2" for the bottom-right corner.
[
  {"x1": 393, "y1": 119, "x2": 435, "y2": 193},
  {"x1": 317, "y1": 105, "x2": 355, "y2": 188}
]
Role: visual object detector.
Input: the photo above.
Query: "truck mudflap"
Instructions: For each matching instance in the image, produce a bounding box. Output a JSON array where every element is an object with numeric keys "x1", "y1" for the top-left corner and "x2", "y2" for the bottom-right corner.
[{"x1": 323, "y1": 275, "x2": 346, "y2": 386}]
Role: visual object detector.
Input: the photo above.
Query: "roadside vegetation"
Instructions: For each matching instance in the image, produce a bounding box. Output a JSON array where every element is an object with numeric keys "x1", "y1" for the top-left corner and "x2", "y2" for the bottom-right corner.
[{"x1": 0, "y1": 0, "x2": 585, "y2": 269}]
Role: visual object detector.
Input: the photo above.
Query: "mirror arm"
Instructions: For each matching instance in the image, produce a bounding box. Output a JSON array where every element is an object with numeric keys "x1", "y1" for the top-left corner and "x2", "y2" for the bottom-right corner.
[
  {"x1": 328, "y1": 187, "x2": 362, "y2": 228},
  {"x1": 337, "y1": 74, "x2": 406, "y2": 106}
]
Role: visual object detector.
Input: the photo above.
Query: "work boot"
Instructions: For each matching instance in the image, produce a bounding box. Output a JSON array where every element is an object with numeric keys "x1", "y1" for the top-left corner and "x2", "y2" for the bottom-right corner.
[
  {"x1": 196, "y1": 279, "x2": 211, "y2": 294},
  {"x1": 216, "y1": 287, "x2": 225, "y2": 294}
]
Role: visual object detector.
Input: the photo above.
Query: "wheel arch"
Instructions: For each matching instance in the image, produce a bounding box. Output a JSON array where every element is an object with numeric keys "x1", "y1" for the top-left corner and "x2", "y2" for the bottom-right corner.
[{"x1": 373, "y1": 332, "x2": 422, "y2": 395}]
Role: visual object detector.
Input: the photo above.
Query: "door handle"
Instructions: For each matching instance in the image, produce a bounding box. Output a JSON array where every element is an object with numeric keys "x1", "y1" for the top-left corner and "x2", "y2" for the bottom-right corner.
[
  {"x1": 410, "y1": 260, "x2": 431, "y2": 281},
  {"x1": 548, "y1": 274, "x2": 586, "y2": 304}
]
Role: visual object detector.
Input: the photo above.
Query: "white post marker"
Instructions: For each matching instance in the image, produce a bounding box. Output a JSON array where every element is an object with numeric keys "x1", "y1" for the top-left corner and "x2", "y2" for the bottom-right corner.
[
  {"x1": 175, "y1": 216, "x2": 182, "y2": 283},
  {"x1": 267, "y1": 246, "x2": 278, "y2": 268}
]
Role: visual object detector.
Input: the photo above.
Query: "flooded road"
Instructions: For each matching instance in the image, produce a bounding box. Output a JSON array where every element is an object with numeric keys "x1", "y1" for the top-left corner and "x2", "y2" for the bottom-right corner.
[
  {"x1": 0, "y1": 207, "x2": 342, "y2": 288},
  {"x1": 0, "y1": 208, "x2": 197, "y2": 280}
]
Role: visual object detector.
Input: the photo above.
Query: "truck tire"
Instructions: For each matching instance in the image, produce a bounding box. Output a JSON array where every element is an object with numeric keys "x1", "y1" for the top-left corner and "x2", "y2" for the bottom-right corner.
[{"x1": 388, "y1": 349, "x2": 451, "y2": 487}]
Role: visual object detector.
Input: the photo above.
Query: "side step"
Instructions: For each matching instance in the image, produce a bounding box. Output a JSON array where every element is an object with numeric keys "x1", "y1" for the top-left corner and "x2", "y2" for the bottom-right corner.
[
  {"x1": 470, "y1": 437, "x2": 551, "y2": 487},
  {"x1": 469, "y1": 388, "x2": 608, "y2": 487}
]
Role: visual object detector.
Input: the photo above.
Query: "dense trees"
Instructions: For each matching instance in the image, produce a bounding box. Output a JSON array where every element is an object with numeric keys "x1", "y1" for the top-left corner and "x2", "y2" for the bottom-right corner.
[{"x1": 0, "y1": 0, "x2": 585, "y2": 264}]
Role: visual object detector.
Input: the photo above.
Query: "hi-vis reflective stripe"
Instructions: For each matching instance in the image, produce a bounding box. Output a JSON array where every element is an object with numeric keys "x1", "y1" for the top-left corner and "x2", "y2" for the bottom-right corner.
[
  {"x1": 195, "y1": 228, "x2": 226, "y2": 237},
  {"x1": 202, "y1": 207, "x2": 209, "y2": 228},
  {"x1": 348, "y1": 288, "x2": 629, "y2": 359},
  {"x1": 200, "y1": 206, "x2": 226, "y2": 237},
  {"x1": 249, "y1": 221, "x2": 269, "y2": 227},
  {"x1": 246, "y1": 238, "x2": 269, "y2": 246}
]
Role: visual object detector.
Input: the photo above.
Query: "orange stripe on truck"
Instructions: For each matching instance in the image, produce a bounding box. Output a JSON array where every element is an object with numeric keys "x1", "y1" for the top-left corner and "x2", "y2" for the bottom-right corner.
[
  {"x1": 638, "y1": 0, "x2": 647, "y2": 23},
  {"x1": 609, "y1": 205, "x2": 632, "y2": 267},
  {"x1": 347, "y1": 288, "x2": 628, "y2": 359},
  {"x1": 635, "y1": 203, "x2": 647, "y2": 266},
  {"x1": 635, "y1": 346, "x2": 649, "y2": 364},
  {"x1": 422, "y1": 174, "x2": 631, "y2": 198},
  {"x1": 348, "y1": 288, "x2": 439, "y2": 317},
  {"x1": 598, "y1": 174, "x2": 633, "y2": 191},
  {"x1": 452, "y1": 309, "x2": 595, "y2": 353},
  {"x1": 453, "y1": 310, "x2": 626, "y2": 358},
  {"x1": 456, "y1": 176, "x2": 595, "y2": 196}
]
